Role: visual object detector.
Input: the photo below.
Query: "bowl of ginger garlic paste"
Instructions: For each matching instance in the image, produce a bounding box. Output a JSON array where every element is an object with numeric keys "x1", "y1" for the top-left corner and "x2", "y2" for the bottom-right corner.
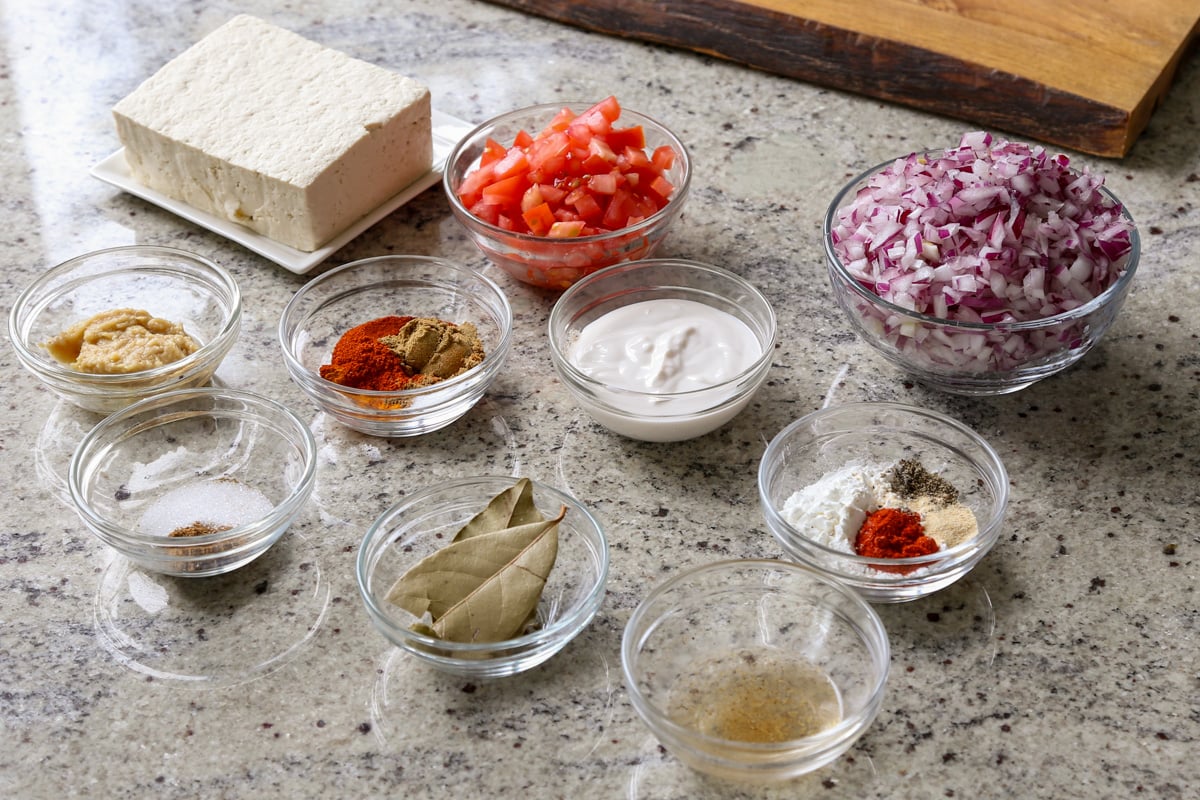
[{"x1": 9, "y1": 245, "x2": 241, "y2": 413}]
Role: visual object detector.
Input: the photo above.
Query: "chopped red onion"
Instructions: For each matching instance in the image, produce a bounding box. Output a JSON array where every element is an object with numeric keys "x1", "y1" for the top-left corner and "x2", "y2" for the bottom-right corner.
[
  {"x1": 830, "y1": 133, "x2": 1137, "y2": 373},
  {"x1": 832, "y1": 133, "x2": 1134, "y2": 324}
]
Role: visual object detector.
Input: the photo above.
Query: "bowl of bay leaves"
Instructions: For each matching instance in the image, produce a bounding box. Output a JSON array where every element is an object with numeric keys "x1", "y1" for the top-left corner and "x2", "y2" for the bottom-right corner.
[{"x1": 356, "y1": 476, "x2": 609, "y2": 677}]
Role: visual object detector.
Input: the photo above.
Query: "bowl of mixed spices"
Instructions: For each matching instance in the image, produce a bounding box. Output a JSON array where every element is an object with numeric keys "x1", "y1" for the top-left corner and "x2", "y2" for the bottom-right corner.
[
  {"x1": 278, "y1": 255, "x2": 513, "y2": 437},
  {"x1": 9, "y1": 245, "x2": 242, "y2": 413},
  {"x1": 68, "y1": 387, "x2": 317, "y2": 577},
  {"x1": 758, "y1": 402, "x2": 1008, "y2": 603},
  {"x1": 622, "y1": 559, "x2": 889, "y2": 781}
]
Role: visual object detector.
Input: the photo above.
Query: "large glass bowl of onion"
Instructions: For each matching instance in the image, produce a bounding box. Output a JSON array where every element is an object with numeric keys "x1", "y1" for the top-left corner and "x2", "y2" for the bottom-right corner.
[{"x1": 823, "y1": 132, "x2": 1140, "y2": 395}]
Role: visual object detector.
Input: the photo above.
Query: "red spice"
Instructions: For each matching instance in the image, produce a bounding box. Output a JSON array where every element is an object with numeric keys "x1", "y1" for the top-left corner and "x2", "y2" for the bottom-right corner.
[
  {"x1": 854, "y1": 507, "x2": 939, "y2": 575},
  {"x1": 319, "y1": 315, "x2": 415, "y2": 391}
]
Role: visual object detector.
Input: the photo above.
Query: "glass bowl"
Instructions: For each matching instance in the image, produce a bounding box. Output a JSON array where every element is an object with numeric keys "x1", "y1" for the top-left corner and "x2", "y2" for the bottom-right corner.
[
  {"x1": 9, "y1": 245, "x2": 242, "y2": 413},
  {"x1": 68, "y1": 387, "x2": 317, "y2": 577},
  {"x1": 443, "y1": 101, "x2": 691, "y2": 291},
  {"x1": 278, "y1": 255, "x2": 512, "y2": 437},
  {"x1": 823, "y1": 155, "x2": 1140, "y2": 395},
  {"x1": 547, "y1": 258, "x2": 776, "y2": 442},
  {"x1": 356, "y1": 476, "x2": 608, "y2": 678},
  {"x1": 758, "y1": 402, "x2": 1008, "y2": 603},
  {"x1": 621, "y1": 559, "x2": 889, "y2": 782}
]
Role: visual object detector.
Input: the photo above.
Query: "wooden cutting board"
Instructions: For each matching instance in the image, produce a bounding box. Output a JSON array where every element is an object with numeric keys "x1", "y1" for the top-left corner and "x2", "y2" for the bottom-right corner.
[{"x1": 486, "y1": 0, "x2": 1199, "y2": 157}]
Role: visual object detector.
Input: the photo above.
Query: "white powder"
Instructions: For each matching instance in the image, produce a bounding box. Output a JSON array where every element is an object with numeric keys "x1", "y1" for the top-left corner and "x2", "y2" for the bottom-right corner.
[
  {"x1": 780, "y1": 462, "x2": 890, "y2": 552},
  {"x1": 139, "y1": 479, "x2": 275, "y2": 536}
]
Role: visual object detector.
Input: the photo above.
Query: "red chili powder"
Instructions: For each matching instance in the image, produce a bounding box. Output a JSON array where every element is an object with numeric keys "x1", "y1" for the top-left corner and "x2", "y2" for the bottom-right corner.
[
  {"x1": 854, "y1": 507, "x2": 939, "y2": 575},
  {"x1": 319, "y1": 315, "x2": 414, "y2": 391}
]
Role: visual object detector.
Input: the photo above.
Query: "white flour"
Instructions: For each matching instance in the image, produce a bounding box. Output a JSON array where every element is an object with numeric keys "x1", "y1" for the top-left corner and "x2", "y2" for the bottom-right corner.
[{"x1": 779, "y1": 462, "x2": 890, "y2": 552}]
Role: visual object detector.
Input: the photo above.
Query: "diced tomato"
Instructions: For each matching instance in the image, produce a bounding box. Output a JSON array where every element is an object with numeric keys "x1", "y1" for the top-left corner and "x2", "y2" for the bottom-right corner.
[
  {"x1": 605, "y1": 126, "x2": 645, "y2": 151},
  {"x1": 481, "y1": 173, "x2": 526, "y2": 206},
  {"x1": 540, "y1": 108, "x2": 576, "y2": 137},
  {"x1": 537, "y1": 183, "x2": 566, "y2": 205},
  {"x1": 548, "y1": 220, "x2": 587, "y2": 238},
  {"x1": 647, "y1": 175, "x2": 674, "y2": 202},
  {"x1": 457, "y1": 162, "x2": 497, "y2": 206},
  {"x1": 520, "y1": 184, "x2": 545, "y2": 214},
  {"x1": 522, "y1": 201, "x2": 556, "y2": 235},
  {"x1": 480, "y1": 138, "x2": 507, "y2": 167},
  {"x1": 580, "y1": 96, "x2": 621, "y2": 125},
  {"x1": 567, "y1": 119, "x2": 594, "y2": 148},
  {"x1": 456, "y1": 96, "x2": 680, "y2": 237},
  {"x1": 601, "y1": 187, "x2": 634, "y2": 229},
  {"x1": 580, "y1": 152, "x2": 612, "y2": 175},
  {"x1": 469, "y1": 200, "x2": 500, "y2": 226},
  {"x1": 571, "y1": 191, "x2": 603, "y2": 222},
  {"x1": 651, "y1": 145, "x2": 676, "y2": 171},
  {"x1": 587, "y1": 172, "x2": 619, "y2": 195},
  {"x1": 491, "y1": 147, "x2": 530, "y2": 181}
]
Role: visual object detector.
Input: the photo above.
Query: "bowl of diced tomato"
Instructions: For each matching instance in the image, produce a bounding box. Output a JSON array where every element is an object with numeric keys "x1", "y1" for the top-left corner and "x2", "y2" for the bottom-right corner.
[{"x1": 444, "y1": 97, "x2": 691, "y2": 291}]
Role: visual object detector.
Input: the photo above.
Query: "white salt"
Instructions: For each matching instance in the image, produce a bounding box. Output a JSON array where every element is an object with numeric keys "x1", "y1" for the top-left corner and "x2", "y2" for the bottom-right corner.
[{"x1": 139, "y1": 480, "x2": 275, "y2": 536}]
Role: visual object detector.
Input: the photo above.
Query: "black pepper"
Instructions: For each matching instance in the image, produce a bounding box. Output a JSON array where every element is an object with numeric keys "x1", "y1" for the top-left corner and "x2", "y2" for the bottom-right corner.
[{"x1": 886, "y1": 459, "x2": 959, "y2": 505}]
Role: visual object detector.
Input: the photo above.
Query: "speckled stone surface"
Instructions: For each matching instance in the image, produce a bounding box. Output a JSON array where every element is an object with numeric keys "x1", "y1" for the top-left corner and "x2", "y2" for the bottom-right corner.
[{"x1": 1, "y1": 2, "x2": 1198, "y2": 798}]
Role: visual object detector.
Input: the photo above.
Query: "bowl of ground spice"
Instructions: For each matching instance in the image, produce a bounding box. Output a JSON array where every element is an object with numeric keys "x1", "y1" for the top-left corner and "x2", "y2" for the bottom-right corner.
[
  {"x1": 68, "y1": 387, "x2": 317, "y2": 577},
  {"x1": 9, "y1": 245, "x2": 242, "y2": 413},
  {"x1": 278, "y1": 255, "x2": 513, "y2": 437},
  {"x1": 622, "y1": 559, "x2": 889, "y2": 781},
  {"x1": 757, "y1": 402, "x2": 1008, "y2": 603}
]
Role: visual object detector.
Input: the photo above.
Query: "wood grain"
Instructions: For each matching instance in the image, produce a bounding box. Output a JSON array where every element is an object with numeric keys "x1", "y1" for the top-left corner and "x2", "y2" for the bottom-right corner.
[{"x1": 485, "y1": 0, "x2": 1200, "y2": 157}]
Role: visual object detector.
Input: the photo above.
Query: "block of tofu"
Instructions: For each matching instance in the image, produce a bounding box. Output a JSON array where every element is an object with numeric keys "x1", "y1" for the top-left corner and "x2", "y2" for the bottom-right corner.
[{"x1": 112, "y1": 14, "x2": 432, "y2": 252}]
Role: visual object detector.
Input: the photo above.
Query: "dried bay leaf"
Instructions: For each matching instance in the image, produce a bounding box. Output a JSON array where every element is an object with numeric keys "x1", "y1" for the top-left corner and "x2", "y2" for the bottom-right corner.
[
  {"x1": 385, "y1": 478, "x2": 565, "y2": 643},
  {"x1": 454, "y1": 477, "x2": 546, "y2": 542}
]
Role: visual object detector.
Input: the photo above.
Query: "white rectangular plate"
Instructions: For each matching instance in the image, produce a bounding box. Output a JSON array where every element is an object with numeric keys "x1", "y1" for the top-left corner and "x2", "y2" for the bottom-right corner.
[{"x1": 90, "y1": 109, "x2": 476, "y2": 274}]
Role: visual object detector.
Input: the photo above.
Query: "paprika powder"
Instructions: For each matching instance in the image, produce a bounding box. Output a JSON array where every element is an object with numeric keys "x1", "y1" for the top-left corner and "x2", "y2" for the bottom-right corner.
[
  {"x1": 319, "y1": 314, "x2": 487, "y2": 401},
  {"x1": 319, "y1": 315, "x2": 415, "y2": 391},
  {"x1": 854, "y1": 507, "x2": 939, "y2": 574}
]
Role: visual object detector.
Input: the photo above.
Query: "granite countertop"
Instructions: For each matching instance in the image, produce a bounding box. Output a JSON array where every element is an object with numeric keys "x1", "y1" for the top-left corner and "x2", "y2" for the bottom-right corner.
[{"x1": 1, "y1": 2, "x2": 1197, "y2": 798}]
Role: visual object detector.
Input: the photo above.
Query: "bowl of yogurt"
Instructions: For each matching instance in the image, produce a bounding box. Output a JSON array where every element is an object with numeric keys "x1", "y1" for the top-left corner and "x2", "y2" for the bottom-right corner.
[
  {"x1": 758, "y1": 402, "x2": 1008, "y2": 602},
  {"x1": 547, "y1": 259, "x2": 776, "y2": 442}
]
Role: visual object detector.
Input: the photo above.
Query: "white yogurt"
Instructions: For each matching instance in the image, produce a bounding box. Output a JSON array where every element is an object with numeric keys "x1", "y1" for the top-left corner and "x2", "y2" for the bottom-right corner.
[
  {"x1": 569, "y1": 298, "x2": 760, "y2": 397},
  {"x1": 566, "y1": 298, "x2": 764, "y2": 441}
]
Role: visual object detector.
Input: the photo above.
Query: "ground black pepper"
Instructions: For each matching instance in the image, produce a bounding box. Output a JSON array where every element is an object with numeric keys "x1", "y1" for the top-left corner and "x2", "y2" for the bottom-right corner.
[{"x1": 886, "y1": 459, "x2": 959, "y2": 505}]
